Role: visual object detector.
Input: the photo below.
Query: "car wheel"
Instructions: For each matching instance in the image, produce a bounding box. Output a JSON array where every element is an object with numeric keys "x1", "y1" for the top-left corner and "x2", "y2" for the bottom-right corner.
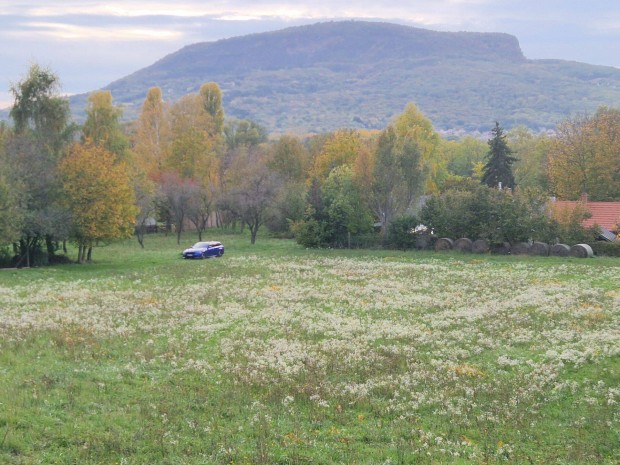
[{"x1": 218, "y1": 250, "x2": 224, "y2": 257}]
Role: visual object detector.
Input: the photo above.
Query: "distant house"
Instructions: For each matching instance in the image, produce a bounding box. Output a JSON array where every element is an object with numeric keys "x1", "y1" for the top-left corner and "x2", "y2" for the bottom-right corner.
[{"x1": 552, "y1": 194, "x2": 620, "y2": 242}]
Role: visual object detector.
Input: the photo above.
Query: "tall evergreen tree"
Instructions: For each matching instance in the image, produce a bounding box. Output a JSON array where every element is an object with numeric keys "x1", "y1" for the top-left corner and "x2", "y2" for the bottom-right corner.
[{"x1": 481, "y1": 122, "x2": 517, "y2": 189}]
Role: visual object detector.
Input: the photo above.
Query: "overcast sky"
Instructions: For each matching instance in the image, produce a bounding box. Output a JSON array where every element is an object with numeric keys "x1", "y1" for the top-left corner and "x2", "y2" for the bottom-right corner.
[{"x1": 2, "y1": 0, "x2": 620, "y2": 109}]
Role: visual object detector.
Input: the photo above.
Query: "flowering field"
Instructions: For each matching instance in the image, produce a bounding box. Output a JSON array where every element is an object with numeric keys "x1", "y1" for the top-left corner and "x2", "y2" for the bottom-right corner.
[{"x1": 1, "y1": 234, "x2": 619, "y2": 464}]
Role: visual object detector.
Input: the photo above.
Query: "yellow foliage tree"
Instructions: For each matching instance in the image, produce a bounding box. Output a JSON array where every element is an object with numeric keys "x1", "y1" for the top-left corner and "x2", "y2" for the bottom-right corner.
[
  {"x1": 199, "y1": 82, "x2": 225, "y2": 136},
  {"x1": 167, "y1": 94, "x2": 220, "y2": 185},
  {"x1": 82, "y1": 91, "x2": 131, "y2": 161},
  {"x1": 548, "y1": 107, "x2": 620, "y2": 200},
  {"x1": 133, "y1": 87, "x2": 170, "y2": 180},
  {"x1": 60, "y1": 141, "x2": 137, "y2": 263},
  {"x1": 392, "y1": 103, "x2": 441, "y2": 192},
  {"x1": 310, "y1": 129, "x2": 369, "y2": 183}
]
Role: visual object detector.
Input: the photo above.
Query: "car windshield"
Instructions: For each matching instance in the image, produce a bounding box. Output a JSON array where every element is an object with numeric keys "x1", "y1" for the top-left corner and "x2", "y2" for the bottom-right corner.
[{"x1": 192, "y1": 242, "x2": 211, "y2": 248}]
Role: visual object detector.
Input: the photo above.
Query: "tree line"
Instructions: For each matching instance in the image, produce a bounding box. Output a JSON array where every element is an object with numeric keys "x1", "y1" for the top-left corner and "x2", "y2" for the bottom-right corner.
[{"x1": 0, "y1": 64, "x2": 618, "y2": 265}]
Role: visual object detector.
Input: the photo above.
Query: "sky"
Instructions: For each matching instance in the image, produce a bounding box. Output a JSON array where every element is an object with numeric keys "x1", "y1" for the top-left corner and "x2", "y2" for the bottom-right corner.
[{"x1": 2, "y1": 1, "x2": 620, "y2": 110}]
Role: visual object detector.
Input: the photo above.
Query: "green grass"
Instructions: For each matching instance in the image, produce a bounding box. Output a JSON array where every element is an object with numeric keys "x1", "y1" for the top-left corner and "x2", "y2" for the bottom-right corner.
[{"x1": 1, "y1": 231, "x2": 619, "y2": 464}]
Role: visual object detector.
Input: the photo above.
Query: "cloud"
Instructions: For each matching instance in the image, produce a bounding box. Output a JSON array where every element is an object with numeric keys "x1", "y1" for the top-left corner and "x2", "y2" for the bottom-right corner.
[{"x1": 8, "y1": 21, "x2": 182, "y2": 41}]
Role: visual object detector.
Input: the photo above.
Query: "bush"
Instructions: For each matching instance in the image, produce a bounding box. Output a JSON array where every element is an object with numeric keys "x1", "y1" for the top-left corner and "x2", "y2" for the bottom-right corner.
[
  {"x1": 587, "y1": 241, "x2": 620, "y2": 257},
  {"x1": 0, "y1": 246, "x2": 15, "y2": 268},
  {"x1": 387, "y1": 215, "x2": 419, "y2": 250},
  {"x1": 291, "y1": 218, "x2": 328, "y2": 248},
  {"x1": 420, "y1": 184, "x2": 554, "y2": 245}
]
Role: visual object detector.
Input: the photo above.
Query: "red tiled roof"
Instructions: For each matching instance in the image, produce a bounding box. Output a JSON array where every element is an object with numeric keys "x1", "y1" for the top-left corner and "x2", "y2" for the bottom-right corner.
[{"x1": 554, "y1": 200, "x2": 620, "y2": 231}]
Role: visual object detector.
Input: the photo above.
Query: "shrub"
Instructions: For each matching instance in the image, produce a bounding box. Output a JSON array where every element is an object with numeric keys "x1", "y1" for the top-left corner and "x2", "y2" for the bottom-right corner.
[
  {"x1": 587, "y1": 241, "x2": 620, "y2": 257},
  {"x1": 291, "y1": 218, "x2": 328, "y2": 248},
  {"x1": 387, "y1": 215, "x2": 419, "y2": 250},
  {"x1": 548, "y1": 201, "x2": 599, "y2": 244},
  {"x1": 0, "y1": 246, "x2": 14, "y2": 268},
  {"x1": 420, "y1": 184, "x2": 553, "y2": 245}
]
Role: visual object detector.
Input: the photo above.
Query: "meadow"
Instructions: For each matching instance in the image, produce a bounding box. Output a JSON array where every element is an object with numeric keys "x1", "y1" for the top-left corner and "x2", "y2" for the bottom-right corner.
[{"x1": 1, "y1": 232, "x2": 619, "y2": 464}]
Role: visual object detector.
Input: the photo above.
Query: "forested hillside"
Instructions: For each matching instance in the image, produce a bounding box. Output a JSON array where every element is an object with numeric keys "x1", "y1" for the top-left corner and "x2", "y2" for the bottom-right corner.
[{"x1": 66, "y1": 21, "x2": 620, "y2": 134}]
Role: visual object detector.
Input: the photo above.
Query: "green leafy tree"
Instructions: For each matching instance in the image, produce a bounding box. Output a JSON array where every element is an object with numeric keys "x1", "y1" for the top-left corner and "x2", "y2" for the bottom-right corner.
[
  {"x1": 421, "y1": 183, "x2": 553, "y2": 244},
  {"x1": 265, "y1": 136, "x2": 310, "y2": 235},
  {"x1": 7, "y1": 64, "x2": 74, "y2": 265},
  {"x1": 440, "y1": 136, "x2": 487, "y2": 178},
  {"x1": 367, "y1": 125, "x2": 425, "y2": 237},
  {"x1": 322, "y1": 166, "x2": 373, "y2": 248},
  {"x1": 508, "y1": 126, "x2": 550, "y2": 191},
  {"x1": 481, "y1": 122, "x2": 517, "y2": 189},
  {"x1": 224, "y1": 119, "x2": 268, "y2": 149}
]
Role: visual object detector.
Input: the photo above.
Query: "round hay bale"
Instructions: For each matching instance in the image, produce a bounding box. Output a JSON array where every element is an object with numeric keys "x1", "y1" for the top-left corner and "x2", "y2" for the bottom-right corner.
[
  {"x1": 489, "y1": 241, "x2": 511, "y2": 255},
  {"x1": 511, "y1": 242, "x2": 531, "y2": 255},
  {"x1": 415, "y1": 234, "x2": 432, "y2": 250},
  {"x1": 550, "y1": 244, "x2": 571, "y2": 257},
  {"x1": 472, "y1": 239, "x2": 490, "y2": 254},
  {"x1": 570, "y1": 243, "x2": 594, "y2": 258},
  {"x1": 454, "y1": 237, "x2": 473, "y2": 252},
  {"x1": 529, "y1": 241, "x2": 550, "y2": 256},
  {"x1": 434, "y1": 237, "x2": 454, "y2": 251}
]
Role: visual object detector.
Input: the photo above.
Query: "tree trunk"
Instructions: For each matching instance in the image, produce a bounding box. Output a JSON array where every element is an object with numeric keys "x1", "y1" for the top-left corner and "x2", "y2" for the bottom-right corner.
[
  {"x1": 87, "y1": 246, "x2": 93, "y2": 262},
  {"x1": 136, "y1": 225, "x2": 145, "y2": 249},
  {"x1": 250, "y1": 223, "x2": 258, "y2": 244}
]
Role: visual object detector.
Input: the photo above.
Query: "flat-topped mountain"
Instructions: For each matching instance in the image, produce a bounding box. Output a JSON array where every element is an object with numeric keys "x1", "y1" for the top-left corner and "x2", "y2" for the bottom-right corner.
[{"x1": 68, "y1": 21, "x2": 620, "y2": 134}]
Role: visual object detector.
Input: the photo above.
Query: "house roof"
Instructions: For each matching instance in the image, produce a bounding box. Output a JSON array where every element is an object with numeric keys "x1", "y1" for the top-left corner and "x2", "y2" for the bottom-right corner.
[{"x1": 553, "y1": 199, "x2": 620, "y2": 232}]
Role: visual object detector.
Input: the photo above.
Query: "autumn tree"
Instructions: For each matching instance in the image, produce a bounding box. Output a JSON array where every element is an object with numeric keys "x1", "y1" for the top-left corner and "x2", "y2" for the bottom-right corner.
[
  {"x1": 133, "y1": 173, "x2": 157, "y2": 248},
  {"x1": 187, "y1": 184, "x2": 217, "y2": 241},
  {"x1": 310, "y1": 129, "x2": 366, "y2": 183},
  {"x1": 548, "y1": 107, "x2": 620, "y2": 200},
  {"x1": 133, "y1": 87, "x2": 169, "y2": 179},
  {"x1": 220, "y1": 146, "x2": 279, "y2": 244},
  {"x1": 158, "y1": 172, "x2": 198, "y2": 245},
  {"x1": 60, "y1": 142, "x2": 137, "y2": 263},
  {"x1": 167, "y1": 93, "x2": 219, "y2": 181},
  {"x1": 82, "y1": 90, "x2": 130, "y2": 160},
  {"x1": 393, "y1": 103, "x2": 441, "y2": 192},
  {"x1": 199, "y1": 82, "x2": 225, "y2": 136},
  {"x1": 482, "y1": 122, "x2": 517, "y2": 189}
]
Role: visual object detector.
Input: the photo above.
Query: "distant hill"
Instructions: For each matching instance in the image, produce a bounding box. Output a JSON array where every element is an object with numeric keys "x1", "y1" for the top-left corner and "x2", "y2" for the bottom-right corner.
[{"x1": 67, "y1": 21, "x2": 620, "y2": 134}]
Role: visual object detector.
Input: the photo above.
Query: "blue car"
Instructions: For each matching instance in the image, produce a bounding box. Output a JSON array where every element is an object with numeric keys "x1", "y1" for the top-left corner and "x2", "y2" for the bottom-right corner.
[{"x1": 182, "y1": 241, "x2": 225, "y2": 259}]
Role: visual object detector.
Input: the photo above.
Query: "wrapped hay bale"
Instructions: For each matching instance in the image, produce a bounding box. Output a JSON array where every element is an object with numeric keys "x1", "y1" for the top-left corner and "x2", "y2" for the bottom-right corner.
[
  {"x1": 434, "y1": 237, "x2": 454, "y2": 251},
  {"x1": 415, "y1": 234, "x2": 433, "y2": 250},
  {"x1": 489, "y1": 241, "x2": 511, "y2": 255},
  {"x1": 529, "y1": 241, "x2": 550, "y2": 256},
  {"x1": 454, "y1": 238, "x2": 473, "y2": 252},
  {"x1": 570, "y1": 243, "x2": 594, "y2": 258},
  {"x1": 550, "y1": 244, "x2": 570, "y2": 257},
  {"x1": 511, "y1": 242, "x2": 531, "y2": 255},
  {"x1": 472, "y1": 239, "x2": 490, "y2": 254}
]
